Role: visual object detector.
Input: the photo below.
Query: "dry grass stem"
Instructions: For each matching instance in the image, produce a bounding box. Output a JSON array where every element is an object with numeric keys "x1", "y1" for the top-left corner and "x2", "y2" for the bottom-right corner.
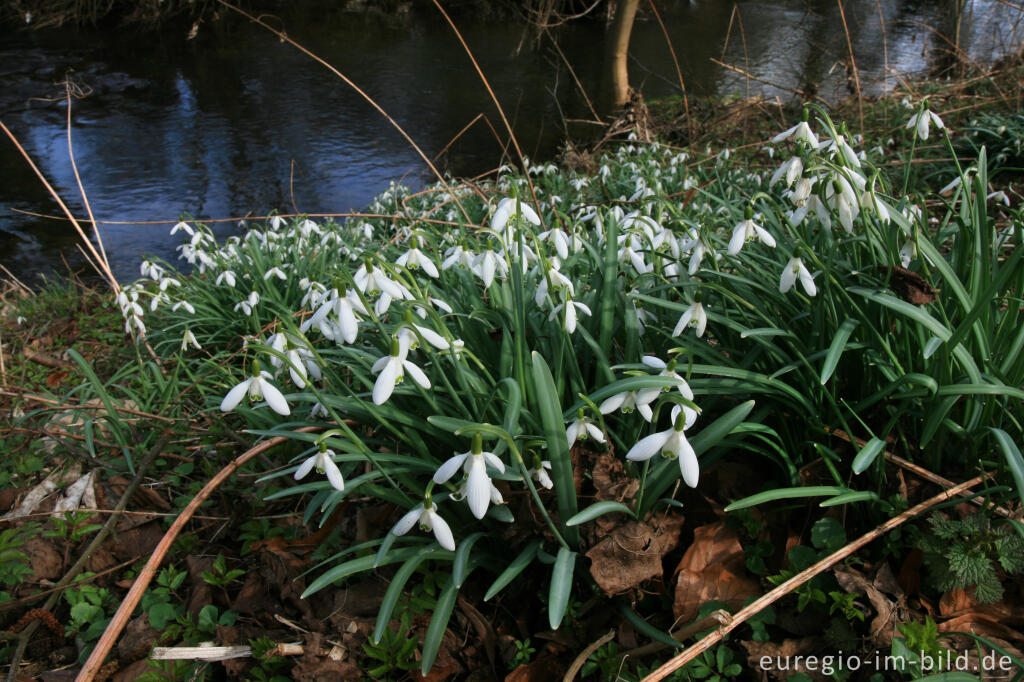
[{"x1": 641, "y1": 473, "x2": 992, "y2": 681}]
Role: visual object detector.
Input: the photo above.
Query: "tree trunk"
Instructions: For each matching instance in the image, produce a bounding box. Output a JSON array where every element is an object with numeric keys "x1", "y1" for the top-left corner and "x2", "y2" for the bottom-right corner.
[{"x1": 608, "y1": 0, "x2": 640, "y2": 108}]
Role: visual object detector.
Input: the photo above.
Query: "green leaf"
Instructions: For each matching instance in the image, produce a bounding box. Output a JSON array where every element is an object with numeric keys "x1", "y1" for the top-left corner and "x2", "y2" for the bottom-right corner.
[
  {"x1": 303, "y1": 546, "x2": 445, "y2": 598},
  {"x1": 819, "y1": 491, "x2": 879, "y2": 507},
  {"x1": 565, "y1": 501, "x2": 634, "y2": 526},
  {"x1": 548, "y1": 547, "x2": 576, "y2": 629},
  {"x1": 820, "y1": 319, "x2": 858, "y2": 384},
  {"x1": 530, "y1": 352, "x2": 578, "y2": 547},
  {"x1": 453, "y1": 532, "x2": 485, "y2": 587},
  {"x1": 484, "y1": 540, "x2": 540, "y2": 601},
  {"x1": 148, "y1": 602, "x2": 177, "y2": 630},
  {"x1": 373, "y1": 545, "x2": 436, "y2": 644},
  {"x1": 725, "y1": 486, "x2": 851, "y2": 512},
  {"x1": 198, "y1": 604, "x2": 218, "y2": 632},
  {"x1": 421, "y1": 577, "x2": 459, "y2": 675},
  {"x1": 618, "y1": 601, "x2": 682, "y2": 649},
  {"x1": 810, "y1": 518, "x2": 847, "y2": 553},
  {"x1": 990, "y1": 428, "x2": 1024, "y2": 507},
  {"x1": 852, "y1": 437, "x2": 886, "y2": 475}
]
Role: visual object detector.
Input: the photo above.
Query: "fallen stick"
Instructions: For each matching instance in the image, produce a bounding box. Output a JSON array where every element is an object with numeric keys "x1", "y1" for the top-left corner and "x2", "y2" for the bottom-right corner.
[
  {"x1": 76, "y1": 427, "x2": 321, "y2": 682},
  {"x1": 640, "y1": 473, "x2": 990, "y2": 681},
  {"x1": 23, "y1": 348, "x2": 74, "y2": 370}
]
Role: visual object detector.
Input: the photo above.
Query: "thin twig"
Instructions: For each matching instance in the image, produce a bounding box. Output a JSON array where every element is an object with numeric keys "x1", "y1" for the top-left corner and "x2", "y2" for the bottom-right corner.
[
  {"x1": 0, "y1": 122, "x2": 118, "y2": 293},
  {"x1": 215, "y1": 0, "x2": 470, "y2": 224},
  {"x1": 6, "y1": 432, "x2": 171, "y2": 682},
  {"x1": 0, "y1": 389, "x2": 178, "y2": 423},
  {"x1": 836, "y1": 0, "x2": 864, "y2": 131},
  {"x1": 430, "y1": 0, "x2": 543, "y2": 219},
  {"x1": 564, "y1": 630, "x2": 616, "y2": 682},
  {"x1": 647, "y1": 0, "x2": 690, "y2": 134},
  {"x1": 76, "y1": 427, "x2": 321, "y2": 682},
  {"x1": 641, "y1": 473, "x2": 991, "y2": 681},
  {"x1": 709, "y1": 59, "x2": 819, "y2": 102},
  {"x1": 544, "y1": 29, "x2": 602, "y2": 123}
]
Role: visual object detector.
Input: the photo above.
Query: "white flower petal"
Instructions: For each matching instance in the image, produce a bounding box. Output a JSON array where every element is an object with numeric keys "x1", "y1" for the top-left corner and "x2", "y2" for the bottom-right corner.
[
  {"x1": 626, "y1": 431, "x2": 672, "y2": 462},
  {"x1": 220, "y1": 379, "x2": 252, "y2": 412},
  {"x1": 433, "y1": 453, "x2": 469, "y2": 484}
]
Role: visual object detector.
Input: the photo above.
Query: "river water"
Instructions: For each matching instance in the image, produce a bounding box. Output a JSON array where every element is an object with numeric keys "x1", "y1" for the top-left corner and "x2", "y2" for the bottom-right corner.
[{"x1": 1, "y1": 0, "x2": 1022, "y2": 284}]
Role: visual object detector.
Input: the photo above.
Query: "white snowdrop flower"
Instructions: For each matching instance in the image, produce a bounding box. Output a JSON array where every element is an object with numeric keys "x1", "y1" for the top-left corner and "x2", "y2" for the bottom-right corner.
[
  {"x1": 171, "y1": 221, "x2": 194, "y2": 237},
  {"x1": 234, "y1": 291, "x2": 260, "y2": 316},
  {"x1": 600, "y1": 389, "x2": 656, "y2": 423},
  {"x1": 442, "y1": 244, "x2": 476, "y2": 271},
  {"x1": 534, "y1": 266, "x2": 575, "y2": 306},
  {"x1": 770, "y1": 156, "x2": 804, "y2": 188},
  {"x1": 490, "y1": 197, "x2": 541, "y2": 238},
  {"x1": 391, "y1": 499, "x2": 455, "y2": 551},
  {"x1": 637, "y1": 356, "x2": 696, "y2": 410},
  {"x1": 269, "y1": 215, "x2": 286, "y2": 230},
  {"x1": 537, "y1": 228, "x2": 578, "y2": 260},
  {"x1": 626, "y1": 405, "x2": 701, "y2": 488},
  {"x1": 548, "y1": 298, "x2": 591, "y2": 334},
  {"x1": 263, "y1": 266, "x2": 287, "y2": 281},
  {"x1": 728, "y1": 214, "x2": 776, "y2": 255},
  {"x1": 216, "y1": 270, "x2": 236, "y2": 287},
  {"x1": 773, "y1": 120, "x2": 818, "y2": 147},
  {"x1": 906, "y1": 107, "x2": 945, "y2": 141},
  {"x1": 220, "y1": 369, "x2": 290, "y2": 416},
  {"x1": 987, "y1": 190, "x2": 1010, "y2": 206},
  {"x1": 899, "y1": 239, "x2": 917, "y2": 268},
  {"x1": 472, "y1": 249, "x2": 508, "y2": 288},
  {"x1": 396, "y1": 241, "x2": 440, "y2": 278},
  {"x1": 294, "y1": 446, "x2": 344, "y2": 491},
  {"x1": 158, "y1": 277, "x2": 181, "y2": 291},
  {"x1": 566, "y1": 410, "x2": 605, "y2": 447},
  {"x1": 398, "y1": 324, "x2": 450, "y2": 352},
  {"x1": 172, "y1": 300, "x2": 195, "y2": 314},
  {"x1": 181, "y1": 328, "x2": 201, "y2": 351},
  {"x1": 673, "y1": 300, "x2": 707, "y2": 338},
  {"x1": 149, "y1": 291, "x2": 170, "y2": 312},
  {"x1": 528, "y1": 459, "x2": 554, "y2": 490},
  {"x1": 433, "y1": 435, "x2": 506, "y2": 519},
  {"x1": 371, "y1": 339, "x2": 431, "y2": 405},
  {"x1": 779, "y1": 256, "x2": 817, "y2": 296}
]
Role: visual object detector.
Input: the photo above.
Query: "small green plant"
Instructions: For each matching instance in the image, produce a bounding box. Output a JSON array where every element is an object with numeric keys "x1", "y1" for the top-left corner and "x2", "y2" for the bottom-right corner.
[
  {"x1": 581, "y1": 641, "x2": 628, "y2": 680},
  {"x1": 892, "y1": 617, "x2": 948, "y2": 678},
  {"x1": 200, "y1": 553, "x2": 246, "y2": 588},
  {"x1": 140, "y1": 565, "x2": 187, "y2": 630},
  {"x1": 678, "y1": 644, "x2": 743, "y2": 682},
  {"x1": 45, "y1": 511, "x2": 103, "y2": 544},
  {"x1": 828, "y1": 591, "x2": 865, "y2": 623},
  {"x1": 508, "y1": 637, "x2": 536, "y2": 670},
  {"x1": 0, "y1": 526, "x2": 36, "y2": 588},
  {"x1": 362, "y1": 610, "x2": 419, "y2": 680},
  {"x1": 248, "y1": 636, "x2": 292, "y2": 682},
  {"x1": 918, "y1": 512, "x2": 1024, "y2": 603},
  {"x1": 64, "y1": 578, "x2": 115, "y2": 646}
]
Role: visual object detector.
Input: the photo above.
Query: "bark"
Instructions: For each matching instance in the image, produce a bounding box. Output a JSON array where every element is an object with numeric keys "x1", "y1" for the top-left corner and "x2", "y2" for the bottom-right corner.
[{"x1": 608, "y1": 0, "x2": 640, "y2": 108}]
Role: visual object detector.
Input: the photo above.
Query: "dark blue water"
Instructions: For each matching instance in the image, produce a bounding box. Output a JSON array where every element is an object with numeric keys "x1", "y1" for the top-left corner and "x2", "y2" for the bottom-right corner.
[{"x1": 1, "y1": 0, "x2": 1021, "y2": 284}]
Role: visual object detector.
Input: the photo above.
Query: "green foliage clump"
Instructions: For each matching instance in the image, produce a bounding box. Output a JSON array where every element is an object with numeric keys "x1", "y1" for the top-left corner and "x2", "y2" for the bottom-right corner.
[{"x1": 918, "y1": 512, "x2": 1024, "y2": 603}]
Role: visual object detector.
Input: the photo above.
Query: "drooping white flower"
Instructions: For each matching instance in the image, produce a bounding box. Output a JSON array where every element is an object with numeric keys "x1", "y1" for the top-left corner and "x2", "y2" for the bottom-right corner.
[
  {"x1": 773, "y1": 120, "x2": 818, "y2": 147},
  {"x1": 537, "y1": 228, "x2": 579, "y2": 260},
  {"x1": 433, "y1": 436, "x2": 506, "y2": 519},
  {"x1": 216, "y1": 270, "x2": 237, "y2": 287},
  {"x1": 899, "y1": 238, "x2": 917, "y2": 268},
  {"x1": 396, "y1": 241, "x2": 440, "y2": 278},
  {"x1": 441, "y1": 244, "x2": 476, "y2": 271},
  {"x1": 672, "y1": 300, "x2": 707, "y2": 338},
  {"x1": 301, "y1": 288, "x2": 367, "y2": 345},
  {"x1": 626, "y1": 405, "x2": 701, "y2": 488},
  {"x1": 770, "y1": 156, "x2": 804, "y2": 188},
  {"x1": 294, "y1": 446, "x2": 344, "y2": 491},
  {"x1": 779, "y1": 256, "x2": 817, "y2": 296},
  {"x1": 234, "y1": 291, "x2": 260, "y2": 316},
  {"x1": 548, "y1": 298, "x2": 591, "y2": 334},
  {"x1": 528, "y1": 459, "x2": 554, "y2": 490},
  {"x1": 491, "y1": 197, "x2": 541, "y2": 238},
  {"x1": 263, "y1": 266, "x2": 287, "y2": 281},
  {"x1": 566, "y1": 410, "x2": 605, "y2": 447},
  {"x1": 370, "y1": 340, "x2": 431, "y2": 405},
  {"x1": 172, "y1": 301, "x2": 195, "y2": 315},
  {"x1": 906, "y1": 108, "x2": 945, "y2": 141},
  {"x1": 728, "y1": 215, "x2": 776, "y2": 255},
  {"x1": 391, "y1": 500, "x2": 455, "y2": 551},
  {"x1": 181, "y1": 328, "x2": 201, "y2": 351},
  {"x1": 220, "y1": 369, "x2": 290, "y2": 416},
  {"x1": 637, "y1": 356, "x2": 696, "y2": 410},
  {"x1": 600, "y1": 389, "x2": 656, "y2": 422}
]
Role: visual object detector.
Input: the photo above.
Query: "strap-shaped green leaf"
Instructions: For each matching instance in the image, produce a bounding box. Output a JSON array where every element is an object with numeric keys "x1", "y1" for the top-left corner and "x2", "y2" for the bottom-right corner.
[
  {"x1": 485, "y1": 540, "x2": 541, "y2": 601},
  {"x1": 421, "y1": 576, "x2": 460, "y2": 675},
  {"x1": 565, "y1": 501, "x2": 634, "y2": 526},
  {"x1": 725, "y1": 486, "x2": 851, "y2": 512},
  {"x1": 548, "y1": 547, "x2": 577, "y2": 629},
  {"x1": 530, "y1": 352, "x2": 579, "y2": 547},
  {"x1": 852, "y1": 437, "x2": 886, "y2": 475},
  {"x1": 820, "y1": 318, "x2": 858, "y2": 384}
]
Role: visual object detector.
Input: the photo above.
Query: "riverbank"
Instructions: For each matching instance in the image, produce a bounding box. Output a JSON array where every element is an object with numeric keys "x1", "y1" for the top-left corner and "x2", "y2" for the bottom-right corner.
[{"x1": 2, "y1": 69, "x2": 1023, "y2": 680}]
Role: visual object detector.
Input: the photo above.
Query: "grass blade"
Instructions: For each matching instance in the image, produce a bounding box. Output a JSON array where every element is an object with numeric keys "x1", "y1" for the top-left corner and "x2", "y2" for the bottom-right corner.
[
  {"x1": 421, "y1": 576, "x2": 460, "y2": 675},
  {"x1": 484, "y1": 540, "x2": 540, "y2": 601},
  {"x1": 852, "y1": 437, "x2": 886, "y2": 475},
  {"x1": 990, "y1": 427, "x2": 1024, "y2": 506},
  {"x1": 531, "y1": 352, "x2": 579, "y2": 547},
  {"x1": 820, "y1": 318, "x2": 858, "y2": 384},
  {"x1": 725, "y1": 486, "x2": 851, "y2": 511}
]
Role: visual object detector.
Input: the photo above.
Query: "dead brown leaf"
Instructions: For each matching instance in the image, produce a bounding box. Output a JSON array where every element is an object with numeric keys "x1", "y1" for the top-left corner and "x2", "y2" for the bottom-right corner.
[
  {"x1": 673, "y1": 522, "x2": 761, "y2": 623},
  {"x1": 877, "y1": 265, "x2": 938, "y2": 304},
  {"x1": 833, "y1": 565, "x2": 904, "y2": 646},
  {"x1": 592, "y1": 454, "x2": 639, "y2": 503},
  {"x1": 586, "y1": 511, "x2": 684, "y2": 595},
  {"x1": 504, "y1": 654, "x2": 564, "y2": 682},
  {"x1": 25, "y1": 537, "x2": 63, "y2": 582}
]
